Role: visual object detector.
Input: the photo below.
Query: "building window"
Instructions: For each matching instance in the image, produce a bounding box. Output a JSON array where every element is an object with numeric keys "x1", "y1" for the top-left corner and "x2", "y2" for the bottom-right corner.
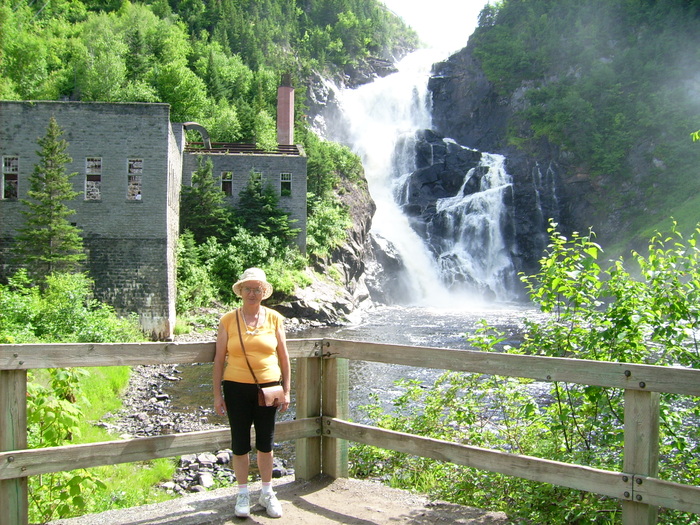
[
  {"x1": 85, "y1": 157, "x2": 102, "y2": 200},
  {"x1": 280, "y1": 172, "x2": 292, "y2": 197},
  {"x1": 221, "y1": 171, "x2": 233, "y2": 196},
  {"x1": 127, "y1": 158, "x2": 143, "y2": 200},
  {"x1": 2, "y1": 156, "x2": 19, "y2": 200}
]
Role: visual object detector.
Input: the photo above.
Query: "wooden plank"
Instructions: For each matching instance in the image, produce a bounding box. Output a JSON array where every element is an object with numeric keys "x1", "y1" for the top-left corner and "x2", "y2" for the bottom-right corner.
[
  {"x1": 326, "y1": 418, "x2": 630, "y2": 500},
  {"x1": 0, "y1": 339, "x2": 322, "y2": 369},
  {"x1": 622, "y1": 390, "x2": 660, "y2": 525},
  {"x1": 632, "y1": 475, "x2": 700, "y2": 515},
  {"x1": 326, "y1": 339, "x2": 700, "y2": 395},
  {"x1": 0, "y1": 370, "x2": 28, "y2": 525},
  {"x1": 294, "y1": 357, "x2": 322, "y2": 480},
  {"x1": 322, "y1": 358, "x2": 349, "y2": 479},
  {"x1": 0, "y1": 419, "x2": 318, "y2": 480}
]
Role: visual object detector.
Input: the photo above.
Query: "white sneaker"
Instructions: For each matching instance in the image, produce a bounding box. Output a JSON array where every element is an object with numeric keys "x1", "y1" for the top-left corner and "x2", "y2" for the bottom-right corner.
[
  {"x1": 235, "y1": 492, "x2": 250, "y2": 518},
  {"x1": 259, "y1": 491, "x2": 283, "y2": 518}
]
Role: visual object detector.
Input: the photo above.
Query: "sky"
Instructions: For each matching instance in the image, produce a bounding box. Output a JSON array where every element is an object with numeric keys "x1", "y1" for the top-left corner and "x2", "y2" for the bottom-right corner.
[{"x1": 380, "y1": 0, "x2": 490, "y2": 54}]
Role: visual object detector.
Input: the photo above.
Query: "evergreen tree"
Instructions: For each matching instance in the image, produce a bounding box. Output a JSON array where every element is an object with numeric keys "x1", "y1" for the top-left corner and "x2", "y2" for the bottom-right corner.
[
  {"x1": 15, "y1": 116, "x2": 85, "y2": 280},
  {"x1": 179, "y1": 155, "x2": 232, "y2": 243},
  {"x1": 235, "y1": 173, "x2": 299, "y2": 245}
]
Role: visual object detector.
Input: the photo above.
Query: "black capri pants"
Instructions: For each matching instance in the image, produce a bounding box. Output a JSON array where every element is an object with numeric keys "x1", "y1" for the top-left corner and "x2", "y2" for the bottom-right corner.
[{"x1": 223, "y1": 380, "x2": 278, "y2": 455}]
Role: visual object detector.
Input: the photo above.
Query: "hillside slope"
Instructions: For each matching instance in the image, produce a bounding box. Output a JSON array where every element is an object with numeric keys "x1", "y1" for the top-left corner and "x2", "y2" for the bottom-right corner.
[{"x1": 430, "y1": 0, "x2": 700, "y2": 254}]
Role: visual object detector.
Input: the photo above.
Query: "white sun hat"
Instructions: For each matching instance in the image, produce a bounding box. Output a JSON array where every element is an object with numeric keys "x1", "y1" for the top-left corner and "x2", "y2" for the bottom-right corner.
[{"x1": 232, "y1": 267, "x2": 273, "y2": 300}]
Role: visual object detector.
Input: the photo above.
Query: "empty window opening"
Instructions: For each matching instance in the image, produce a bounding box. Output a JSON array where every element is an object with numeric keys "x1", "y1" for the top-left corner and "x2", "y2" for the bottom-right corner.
[
  {"x1": 2, "y1": 156, "x2": 19, "y2": 200},
  {"x1": 280, "y1": 172, "x2": 292, "y2": 197},
  {"x1": 221, "y1": 171, "x2": 233, "y2": 196},
  {"x1": 85, "y1": 157, "x2": 102, "y2": 200},
  {"x1": 127, "y1": 158, "x2": 143, "y2": 200}
]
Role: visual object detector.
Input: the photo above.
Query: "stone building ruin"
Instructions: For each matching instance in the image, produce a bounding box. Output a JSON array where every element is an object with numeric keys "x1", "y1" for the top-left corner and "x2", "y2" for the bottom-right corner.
[{"x1": 0, "y1": 82, "x2": 307, "y2": 340}]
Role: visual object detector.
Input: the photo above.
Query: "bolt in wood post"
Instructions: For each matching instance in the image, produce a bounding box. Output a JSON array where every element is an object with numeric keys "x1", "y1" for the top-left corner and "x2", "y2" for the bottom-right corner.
[
  {"x1": 622, "y1": 389, "x2": 659, "y2": 525},
  {"x1": 294, "y1": 356, "x2": 322, "y2": 480},
  {"x1": 321, "y1": 355, "x2": 348, "y2": 479},
  {"x1": 0, "y1": 369, "x2": 28, "y2": 525}
]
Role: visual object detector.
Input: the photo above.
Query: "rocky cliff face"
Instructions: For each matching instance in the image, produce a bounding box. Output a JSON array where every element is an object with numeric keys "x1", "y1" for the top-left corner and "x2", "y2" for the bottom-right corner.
[{"x1": 428, "y1": 45, "x2": 595, "y2": 271}]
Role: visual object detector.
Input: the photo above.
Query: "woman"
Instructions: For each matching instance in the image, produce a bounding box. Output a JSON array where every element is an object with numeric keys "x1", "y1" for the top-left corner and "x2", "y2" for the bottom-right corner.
[{"x1": 213, "y1": 267, "x2": 291, "y2": 519}]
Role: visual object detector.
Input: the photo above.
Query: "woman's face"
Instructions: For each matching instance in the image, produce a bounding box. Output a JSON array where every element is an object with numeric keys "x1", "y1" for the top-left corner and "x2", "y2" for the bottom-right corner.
[{"x1": 240, "y1": 280, "x2": 264, "y2": 306}]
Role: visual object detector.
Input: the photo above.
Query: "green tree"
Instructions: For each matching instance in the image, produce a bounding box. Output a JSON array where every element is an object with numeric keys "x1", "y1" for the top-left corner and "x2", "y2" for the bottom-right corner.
[
  {"x1": 235, "y1": 173, "x2": 299, "y2": 245},
  {"x1": 179, "y1": 155, "x2": 232, "y2": 243},
  {"x1": 15, "y1": 116, "x2": 85, "y2": 280}
]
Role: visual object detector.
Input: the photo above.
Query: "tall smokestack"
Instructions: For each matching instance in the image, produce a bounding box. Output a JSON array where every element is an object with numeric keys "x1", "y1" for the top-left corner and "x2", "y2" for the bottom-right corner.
[{"x1": 277, "y1": 74, "x2": 294, "y2": 146}]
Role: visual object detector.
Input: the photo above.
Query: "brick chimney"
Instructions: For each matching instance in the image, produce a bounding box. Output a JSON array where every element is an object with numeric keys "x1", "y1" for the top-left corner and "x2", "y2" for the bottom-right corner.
[{"x1": 277, "y1": 74, "x2": 294, "y2": 146}]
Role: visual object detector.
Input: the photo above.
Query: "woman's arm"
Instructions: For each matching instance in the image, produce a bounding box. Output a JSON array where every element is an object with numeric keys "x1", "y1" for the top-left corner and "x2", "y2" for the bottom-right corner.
[
  {"x1": 276, "y1": 323, "x2": 291, "y2": 412},
  {"x1": 213, "y1": 320, "x2": 228, "y2": 416}
]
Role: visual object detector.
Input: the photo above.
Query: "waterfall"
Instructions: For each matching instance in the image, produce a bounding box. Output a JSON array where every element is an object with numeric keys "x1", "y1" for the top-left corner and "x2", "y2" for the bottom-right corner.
[
  {"x1": 318, "y1": 2, "x2": 517, "y2": 305},
  {"x1": 429, "y1": 149, "x2": 517, "y2": 300}
]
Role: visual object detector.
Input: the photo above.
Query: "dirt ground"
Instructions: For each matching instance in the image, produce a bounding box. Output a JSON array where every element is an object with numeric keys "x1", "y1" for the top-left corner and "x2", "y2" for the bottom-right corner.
[{"x1": 50, "y1": 474, "x2": 511, "y2": 525}]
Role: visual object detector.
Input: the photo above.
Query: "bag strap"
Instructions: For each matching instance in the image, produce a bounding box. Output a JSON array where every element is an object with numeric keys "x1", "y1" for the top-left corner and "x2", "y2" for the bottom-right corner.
[{"x1": 236, "y1": 309, "x2": 260, "y2": 386}]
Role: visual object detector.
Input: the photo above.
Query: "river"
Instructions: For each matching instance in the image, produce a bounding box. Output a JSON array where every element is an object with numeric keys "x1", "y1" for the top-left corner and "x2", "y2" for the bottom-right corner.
[{"x1": 163, "y1": 303, "x2": 542, "y2": 426}]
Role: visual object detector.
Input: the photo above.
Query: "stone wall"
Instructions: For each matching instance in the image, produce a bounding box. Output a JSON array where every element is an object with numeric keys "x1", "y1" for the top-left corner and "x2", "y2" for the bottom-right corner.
[
  {"x1": 0, "y1": 101, "x2": 178, "y2": 339},
  {"x1": 183, "y1": 150, "x2": 308, "y2": 251}
]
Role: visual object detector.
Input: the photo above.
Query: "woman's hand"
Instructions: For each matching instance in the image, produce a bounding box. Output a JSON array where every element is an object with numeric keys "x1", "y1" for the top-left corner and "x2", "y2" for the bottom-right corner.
[
  {"x1": 214, "y1": 394, "x2": 227, "y2": 416},
  {"x1": 279, "y1": 391, "x2": 291, "y2": 412}
]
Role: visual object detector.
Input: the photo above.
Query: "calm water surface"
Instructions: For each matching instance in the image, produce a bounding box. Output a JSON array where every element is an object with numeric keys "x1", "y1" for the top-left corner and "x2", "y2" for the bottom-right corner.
[{"x1": 163, "y1": 303, "x2": 542, "y2": 426}]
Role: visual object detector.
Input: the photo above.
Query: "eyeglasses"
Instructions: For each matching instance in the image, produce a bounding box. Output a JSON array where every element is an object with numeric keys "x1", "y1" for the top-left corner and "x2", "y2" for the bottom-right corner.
[{"x1": 242, "y1": 286, "x2": 263, "y2": 295}]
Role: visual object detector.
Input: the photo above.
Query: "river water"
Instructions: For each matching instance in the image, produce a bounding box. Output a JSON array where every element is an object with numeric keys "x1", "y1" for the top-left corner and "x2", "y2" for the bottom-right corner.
[{"x1": 164, "y1": 303, "x2": 542, "y2": 426}]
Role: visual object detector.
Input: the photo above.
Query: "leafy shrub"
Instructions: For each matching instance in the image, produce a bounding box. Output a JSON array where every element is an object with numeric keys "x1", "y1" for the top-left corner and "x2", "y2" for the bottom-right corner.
[
  {"x1": 0, "y1": 270, "x2": 143, "y2": 343},
  {"x1": 350, "y1": 221, "x2": 700, "y2": 524},
  {"x1": 306, "y1": 194, "x2": 352, "y2": 259}
]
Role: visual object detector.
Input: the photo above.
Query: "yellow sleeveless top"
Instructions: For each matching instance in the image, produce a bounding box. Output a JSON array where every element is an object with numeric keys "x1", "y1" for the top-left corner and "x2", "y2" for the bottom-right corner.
[{"x1": 221, "y1": 307, "x2": 284, "y2": 384}]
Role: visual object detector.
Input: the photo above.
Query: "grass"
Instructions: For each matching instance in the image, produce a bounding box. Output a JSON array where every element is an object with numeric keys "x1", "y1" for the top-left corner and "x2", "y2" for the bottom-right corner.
[
  {"x1": 77, "y1": 367, "x2": 178, "y2": 511},
  {"x1": 30, "y1": 366, "x2": 178, "y2": 518}
]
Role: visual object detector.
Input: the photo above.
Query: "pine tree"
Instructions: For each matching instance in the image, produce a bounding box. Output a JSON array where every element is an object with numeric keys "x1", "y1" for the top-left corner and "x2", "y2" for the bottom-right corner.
[
  {"x1": 235, "y1": 172, "x2": 299, "y2": 245},
  {"x1": 179, "y1": 155, "x2": 232, "y2": 243},
  {"x1": 15, "y1": 116, "x2": 85, "y2": 280}
]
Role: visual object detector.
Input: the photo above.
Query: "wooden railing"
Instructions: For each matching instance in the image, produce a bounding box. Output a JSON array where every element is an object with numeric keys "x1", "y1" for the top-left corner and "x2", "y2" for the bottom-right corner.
[{"x1": 1, "y1": 339, "x2": 699, "y2": 525}]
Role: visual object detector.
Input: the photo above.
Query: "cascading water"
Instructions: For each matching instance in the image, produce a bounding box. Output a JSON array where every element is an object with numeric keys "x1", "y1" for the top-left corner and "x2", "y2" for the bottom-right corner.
[
  {"x1": 318, "y1": 1, "x2": 517, "y2": 305},
  {"x1": 429, "y1": 150, "x2": 517, "y2": 300}
]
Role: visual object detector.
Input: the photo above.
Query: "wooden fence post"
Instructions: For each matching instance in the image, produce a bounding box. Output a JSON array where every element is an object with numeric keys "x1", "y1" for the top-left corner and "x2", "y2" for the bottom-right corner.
[
  {"x1": 0, "y1": 370, "x2": 28, "y2": 525},
  {"x1": 294, "y1": 355, "x2": 322, "y2": 480},
  {"x1": 322, "y1": 355, "x2": 348, "y2": 478},
  {"x1": 622, "y1": 389, "x2": 660, "y2": 525}
]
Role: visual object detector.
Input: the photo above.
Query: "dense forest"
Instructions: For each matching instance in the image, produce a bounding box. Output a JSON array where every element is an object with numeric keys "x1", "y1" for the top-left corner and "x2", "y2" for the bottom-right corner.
[
  {"x1": 468, "y1": 0, "x2": 700, "y2": 247},
  {"x1": 0, "y1": 0, "x2": 416, "y2": 140}
]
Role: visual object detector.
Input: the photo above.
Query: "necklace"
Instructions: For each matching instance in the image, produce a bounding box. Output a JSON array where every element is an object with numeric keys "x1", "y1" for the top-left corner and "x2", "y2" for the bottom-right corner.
[{"x1": 241, "y1": 308, "x2": 263, "y2": 336}]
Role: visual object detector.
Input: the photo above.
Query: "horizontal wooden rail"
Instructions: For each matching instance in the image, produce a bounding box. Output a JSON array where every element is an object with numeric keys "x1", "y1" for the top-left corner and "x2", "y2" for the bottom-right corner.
[
  {"x1": 0, "y1": 418, "x2": 319, "y2": 481},
  {"x1": 2, "y1": 338, "x2": 699, "y2": 525},
  {"x1": 324, "y1": 417, "x2": 700, "y2": 515},
  {"x1": 0, "y1": 339, "x2": 321, "y2": 369},
  {"x1": 324, "y1": 339, "x2": 700, "y2": 395}
]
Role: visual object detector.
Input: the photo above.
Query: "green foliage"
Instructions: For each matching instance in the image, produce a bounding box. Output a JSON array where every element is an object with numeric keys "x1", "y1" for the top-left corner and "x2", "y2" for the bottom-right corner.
[
  {"x1": 306, "y1": 194, "x2": 352, "y2": 259},
  {"x1": 351, "y1": 222, "x2": 700, "y2": 524},
  {"x1": 0, "y1": 270, "x2": 143, "y2": 343},
  {"x1": 15, "y1": 117, "x2": 85, "y2": 280},
  {"x1": 26, "y1": 368, "x2": 107, "y2": 523},
  {"x1": 470, "y1": 0, "x2": 700, "y2": 238},
  {"x1": 179, "y1": 156, "x2": 233, "y2": 244},
  {"x1": 303, "y1": 131, "x2": 364, "y2": 198},
  {"x1": 234, "y1": 173, "x2": 300, "y2": 245},
  {"x1": 193, "y1": 229, "x2": 308, "y2": 304},
  {"x1": 175, "y1": 231, "x2": 217, "y2": 314},
  {"x1": 0, "y1": 0, "x2": 416, "y2": 140}
]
